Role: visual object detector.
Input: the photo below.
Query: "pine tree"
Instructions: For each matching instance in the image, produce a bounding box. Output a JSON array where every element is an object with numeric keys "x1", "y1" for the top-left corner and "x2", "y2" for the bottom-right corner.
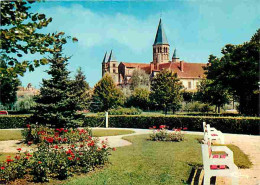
[
  {"x1": 71, "y1": 67, "x2": 91, "y2": 110},
  {"x1": 32, "y1": 43, "x2": 80, "y2": 128},
  {"x1": 90, "y1": 73, "x2": 124, "y2": 112},
  {"x1": 150, "y1": 69, "x2": 183, "y2": 114}
]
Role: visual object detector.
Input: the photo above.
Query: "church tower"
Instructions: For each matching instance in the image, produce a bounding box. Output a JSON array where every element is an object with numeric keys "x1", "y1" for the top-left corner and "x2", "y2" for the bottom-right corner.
[{"x1": 153, "y1": 18, "x2": 170, "y2": 64}]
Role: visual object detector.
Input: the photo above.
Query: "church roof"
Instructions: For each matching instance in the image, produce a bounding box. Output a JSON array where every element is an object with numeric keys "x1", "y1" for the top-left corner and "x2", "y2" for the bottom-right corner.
[
  {"x1": 102, "y1": 51, "x2": 108, "y2": 63},
  {"x1": 153, "y1": 18, "x2": 169, "y2": 45},
  {"x1": 172, "y1": 48, "x2": 177, "y2": 58},
  {"x1": 108, "y1": 50, "x2": 116, "y2": 62},
  {"x1": 121, "y1": 62, "x2": 151, "y2": 73},
  {"x1": 159, "y1": 62, "x2": 207, "y2": 78}
]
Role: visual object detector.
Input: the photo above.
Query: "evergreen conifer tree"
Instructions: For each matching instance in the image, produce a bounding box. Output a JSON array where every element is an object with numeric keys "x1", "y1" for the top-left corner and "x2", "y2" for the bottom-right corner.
[{"x1": 32, "y1": 43, "x2": 80, "y2": 128}]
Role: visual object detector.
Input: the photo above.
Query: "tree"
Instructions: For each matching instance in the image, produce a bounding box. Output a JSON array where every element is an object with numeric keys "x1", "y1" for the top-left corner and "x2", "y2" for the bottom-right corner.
[
  {"x1": 32, "y1": 42, "x2": 80, "y2": 128},
  {"x1": 0, "y1": 74, "x2": 21, "y2": 109},
  {"x1": 90, "y1": 73, "x2": 124, "y2": 112},
  {"x1": 130, "y1": 69, "x2": 150, "y2": 90},
  {"x1": 205, "y1": 29, "x2": 260, "y2": 115},
  {"x1": 1, "y1": 0, "x2": 77, "y2": 109},
  {"x1": 71, "y1": 67, "x2": 91, "y2": 110},
  {"x1": 196, "y1": 79, "x2": 230, "y2": 113},
  {"x1": 150, "y1": 70, "x2": 183, "y2": 114},
  {"x1": 127, "y1": 87, "x2": 150, "y2": 110}
]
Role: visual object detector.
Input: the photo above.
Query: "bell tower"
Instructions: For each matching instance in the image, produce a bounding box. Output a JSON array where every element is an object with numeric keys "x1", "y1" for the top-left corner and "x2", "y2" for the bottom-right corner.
[{"x1": 153, "y1": 18, "x2": 170, "y2": 64}]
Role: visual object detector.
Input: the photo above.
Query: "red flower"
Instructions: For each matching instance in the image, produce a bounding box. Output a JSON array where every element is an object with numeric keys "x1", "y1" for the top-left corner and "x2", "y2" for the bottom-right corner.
[
  {"x1": 71, "y1": 144, "x2": 75, "y2": 148},
  {"x1": 68, "y1": 157, "x2": 73, "y2": 160},
  {"x1": 76, "y1": 157, "x2": 80, "y2": 161},
  {"x1": 25, "y1": 156, "x2": 29, "y2": 160},
  {"x1": 26, "y1": 153, "x2": 32, "y2": 157},
  {"x1": 6, "y1": 158, "x2": 13, "y2": 163},
  {"x1": 54, "y1": 145, "x2": 59, "y2": 149},
  {"x1": 159, "y1": 125, "x2": 166, "y2": 129},
  {"x1": 26, "y1": 124, "x2": 30, "y2": 128},
  {"x1": 38, "y1": 161, "x2": 42, "y2": 164},
  {"x1": 102, "y1": 144, "x2": 107, "y2": 149},
  {"x1": 149, "y1": 127, "x2": 153, "y2": 129},
  {"x1": 80, "y1": 144, "x2": 84, "y2": 148},
  {"x1": 88, "y1": 140, "x2": 95, "y2": 147},
  {"x1": 15, "y1": 155, "x2": 20, "y2": 160},
  {"x1": 112, "y1": 147, "x2": 116, "y2": 151},
  {"x1": 153, "y1": 126, "x2": 156, "y2": 129},
  {"x1": 183, "y1": 127, "x2": 188, "y2": 130},
  {"x1": 0, "y1": 166, "x2": 4, "y2": 170},
  {"x1": 63, "y1": 138, "x2": 68, "y2": 142},
  {"x1": 46, "y1": 137, "x2": 54, "y2": 143},
  {"x1": 28, "y1": 141, "x2": 33, "y2": 146},
  {"x1": 17, "y1": 148, "x2": 22, "y2": 151},
  {"x1": 64, "y1": 129, "x2": 68, "y2": 133}
]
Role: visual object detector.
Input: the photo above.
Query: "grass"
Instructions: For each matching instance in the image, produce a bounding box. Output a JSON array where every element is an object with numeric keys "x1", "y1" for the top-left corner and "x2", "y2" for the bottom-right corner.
[
  {"x1": 0, "y1": 129, "x2": 134, "y2": 141},
  {"x1": 213, "y1": 144, "x2": 252, "y2": 168},
  {"x1": 91, "y1": 129, "x2": 135, "y2": 137},
  {"x1": 64, "y1": 134, "x2": 203, "y2": 185},
  {"x1": 0, "y1": 130, "x2": 23, "y2": 141}
]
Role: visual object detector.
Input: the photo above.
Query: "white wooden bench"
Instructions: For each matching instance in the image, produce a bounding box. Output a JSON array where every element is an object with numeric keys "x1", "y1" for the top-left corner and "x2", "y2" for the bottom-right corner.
[
  {"x1": 201, "y1": 141, "x2": 239, "y2": 185},
  {"x1": 203, "y1": 122, "x2": 225, "y2": 144}
]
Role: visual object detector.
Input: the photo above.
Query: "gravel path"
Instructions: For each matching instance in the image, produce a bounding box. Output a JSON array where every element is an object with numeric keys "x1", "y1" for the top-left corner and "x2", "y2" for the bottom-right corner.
[{"x1": 0, "y1": 128, "x2": 259, "y2": 184}]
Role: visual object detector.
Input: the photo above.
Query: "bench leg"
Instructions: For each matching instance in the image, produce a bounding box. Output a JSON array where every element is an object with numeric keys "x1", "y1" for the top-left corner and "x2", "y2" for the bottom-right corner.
[{"x1": 203, "y1": 174, "x2": 211, "y2": 185}]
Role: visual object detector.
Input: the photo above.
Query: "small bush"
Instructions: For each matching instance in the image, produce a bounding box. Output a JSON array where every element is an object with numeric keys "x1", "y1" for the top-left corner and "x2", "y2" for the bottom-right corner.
[
  {"x1": 149, "y1": 125, "x2": 186, "y2": 142},
  {"x1": 0, "y1": 125, "x2": 114, "y2": 183},
  {"x1": 108, "y1": 106, "x2": 142, "y2": 115}
]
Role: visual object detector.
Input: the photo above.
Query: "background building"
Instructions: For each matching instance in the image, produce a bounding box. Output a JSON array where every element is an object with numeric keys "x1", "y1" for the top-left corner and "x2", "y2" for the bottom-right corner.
[{"x1": 102, "y1": 19, "x2": 207, "y2": 91}]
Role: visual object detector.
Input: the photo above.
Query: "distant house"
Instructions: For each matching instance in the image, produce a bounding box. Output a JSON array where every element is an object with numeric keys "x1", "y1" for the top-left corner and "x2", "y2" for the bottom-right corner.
[
  {"x1": 102, "y1": 19, "x2": 207, "y2": 91},
  {"x1": 17, "y1": 83, "x2": 39, "y2": 98}
]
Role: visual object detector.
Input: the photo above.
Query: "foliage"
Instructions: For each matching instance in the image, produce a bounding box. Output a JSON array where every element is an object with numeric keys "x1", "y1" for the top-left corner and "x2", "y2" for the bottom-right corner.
[
  {"x1": 0, "y1": 73, "x2": 21, "y2": 108},
  {"x1": 150, "y1": 69, "x2": 183, "y2": 114},
  {"x1": 82, "y1": 115, "x2": 260, "y2": 135},
  {"x1": 205, "y1": 29, "x2": 260, "y2": 115},
  {"x1": 0, "y1": 0, "x2": 77, "y2": 78},
  {"x1": 0, "y1": 126, "x2": 114, "y2": 183},
  {"x1": 31, "y1": 41, "x2": 81, "y2": 128},
  {"x1": 0, "y1": 115, "x2": 30, "y2": 129},
  {"x1": 90, "y1": 73, "x2": 124, "y2": 112},
  {"x1": 108, "y1": 106, "x2": 142, "y2": 115},
  {"x1": 149, "y1": 125, "x2": 186, "y2": 142},
  {"x1": 71, "y1": 67, "x2": 91, "y2": 110},
  {"x1": 127, "y1": 87, "x2": 150, "y2": 110},
  {"x1": 14, "y1": 95, "x2": 36, "y2": 112},
  {"x1": 130, "y1": 68, "x2": 150, "y2": 90},
  {"x1": 182, "y1": 91, "x2": 196, "y2": 102},
  {"x1": 182, "y1": 101, "x2": 213, "y2": 113},
  {"x1": 196, "y1": 79, "x2": 230, "y2": 113}
]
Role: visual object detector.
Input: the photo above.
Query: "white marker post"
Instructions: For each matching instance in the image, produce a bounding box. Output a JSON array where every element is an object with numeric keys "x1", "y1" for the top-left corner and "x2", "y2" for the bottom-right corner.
[{"x1": 105, "y1": 112, "x2": 108, "y2": 128}]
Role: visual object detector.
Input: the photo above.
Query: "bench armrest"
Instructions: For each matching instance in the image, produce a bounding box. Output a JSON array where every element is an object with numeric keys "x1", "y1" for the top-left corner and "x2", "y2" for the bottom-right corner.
[{"x1": 211, "y1": 146, "x2": 233, "y2": 158}]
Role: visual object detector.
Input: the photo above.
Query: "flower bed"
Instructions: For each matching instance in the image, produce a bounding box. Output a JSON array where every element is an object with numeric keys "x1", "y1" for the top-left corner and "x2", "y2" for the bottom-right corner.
[
  {"x1": 0, "y1": 125, "x2": 115, "y2": 183},
  {"x1": 149, "y1": 125, "x2": 187, "y2": 142}
]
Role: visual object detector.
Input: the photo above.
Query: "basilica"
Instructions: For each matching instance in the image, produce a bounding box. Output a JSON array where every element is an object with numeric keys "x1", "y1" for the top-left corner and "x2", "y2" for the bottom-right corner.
[{"x1": 101, "y1": 19, "x2": 207, "y2": 91}]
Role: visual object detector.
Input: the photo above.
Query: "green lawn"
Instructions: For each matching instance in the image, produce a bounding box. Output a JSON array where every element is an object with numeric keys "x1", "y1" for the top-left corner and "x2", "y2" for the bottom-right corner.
[
  {"x1": 64, "y1": 134, "x2": 203, "y2": 185},
  {"x1": 0, "y1": 129, "x2": 134, "y2": 141},
  {"x1": 0, "y1": 130, "x2": 23, "y2": 141},
  {"x1": 91, "y1": 129, "x2": 135, "y2": 137}
]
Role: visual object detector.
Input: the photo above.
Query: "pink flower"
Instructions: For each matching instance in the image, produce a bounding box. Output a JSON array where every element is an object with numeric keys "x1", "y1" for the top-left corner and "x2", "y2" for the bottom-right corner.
[
  {"x1": 159, "y1": 125, "x2": 166, "y2": 129},
  {"x1": 153, "y1": 126, "x2": 156, "y2": 129},
  {"x1": 38, "y1": 161, "x2": 42, "y2": 164}
]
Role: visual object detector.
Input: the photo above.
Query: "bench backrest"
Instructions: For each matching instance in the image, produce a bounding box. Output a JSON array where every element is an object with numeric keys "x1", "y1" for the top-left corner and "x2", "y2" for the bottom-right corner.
[
  {"x1": 201, "y1": 144, "x2": 211, "y2": 171},
  {"x1": 0, "y1": 111, "x2": 8, "y2": 115}
]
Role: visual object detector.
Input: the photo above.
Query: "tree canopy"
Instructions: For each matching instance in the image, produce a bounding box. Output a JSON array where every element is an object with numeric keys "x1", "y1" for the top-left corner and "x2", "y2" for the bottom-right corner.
[
  {"x1": 130, "y1": 69, "x2": 150, "y2": 90},
  {"x1": 90, "y1": 73, "x2": 124, "y2": 112},
  {"x1": 0, "y1": 0, "x2": 77, "y2": 78},
  {"x1": 150, "y1": 70, "x2": 183, "y2": 114},
  {"x1": 204, "y1": 29, "x2": 260, "y2": 115}
]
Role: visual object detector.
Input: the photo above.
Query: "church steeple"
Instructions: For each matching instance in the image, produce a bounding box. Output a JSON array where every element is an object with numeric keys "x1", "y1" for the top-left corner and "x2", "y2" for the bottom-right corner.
[
  {"x1": 172, "y1": 48, "x2": 179, "y2": 63},
  {"x1": 108, "y1": 50, "x2": 116, "y2": 62},
  {"x1": 102, "y1": 51, "x2": 107, "y2": 63},
  {"x1": 153, "y1": 18, "x2": 169, "y2": 46},
  {"x1": 153, "y1": 18, "x2": 170, "y2": 64}
]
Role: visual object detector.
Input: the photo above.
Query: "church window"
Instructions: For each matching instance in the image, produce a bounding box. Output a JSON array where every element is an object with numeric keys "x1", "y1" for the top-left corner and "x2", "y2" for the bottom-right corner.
[
  {"x1": 157, "y1": 48, "x2": 160, "y2": 53},
  {"x1": 113, "y1": 69, "x2": 116, "y2": 73},
  {"x1": 113, "y1": 64, "x2": 116, "y2": 67},
  {"x1": 160, "y1": 47, "x2": 162, "y2": 53},
  {"x1": 153, "y1": 48, "x2": 156, "y2": 53},
  {"x1": 188, "y1": 82, "x2": 192, "y2": 89}
]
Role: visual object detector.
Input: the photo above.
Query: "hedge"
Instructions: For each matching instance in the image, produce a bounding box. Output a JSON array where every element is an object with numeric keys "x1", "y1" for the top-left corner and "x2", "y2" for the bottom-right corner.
[
  {"x1": 0, "y1": 115, "x2": 30, "y2": 129},
  {"x1": 0, "y1": 115, "x2": 259, "y2": 135},
  {"x1": 83, "y1": 115, "x2": 260, "y2": 135}
]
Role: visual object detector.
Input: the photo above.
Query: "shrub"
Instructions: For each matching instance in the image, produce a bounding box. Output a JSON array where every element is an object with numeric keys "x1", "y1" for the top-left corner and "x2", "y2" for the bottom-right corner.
[
  {"x1": 83, "y1": 115, "x2": 260, "y2": 135},
  {"x1": 149, "y1": 125, "x2": 186, "y2": 142},
  {"x1": 108, "y1": 106, "x2": 142, "y2": 115},
  {"x1": 0, "y1": 126, "x2": 114, "y2": 183},
  {"x1": 0, "y1": 115, "x2": 30, "y2": 129}
]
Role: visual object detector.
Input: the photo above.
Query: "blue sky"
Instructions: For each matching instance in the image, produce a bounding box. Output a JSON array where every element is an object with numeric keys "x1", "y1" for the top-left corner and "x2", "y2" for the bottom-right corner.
[{"x1": 19, "y1": 0, "x2": 260, "y2": 88}]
